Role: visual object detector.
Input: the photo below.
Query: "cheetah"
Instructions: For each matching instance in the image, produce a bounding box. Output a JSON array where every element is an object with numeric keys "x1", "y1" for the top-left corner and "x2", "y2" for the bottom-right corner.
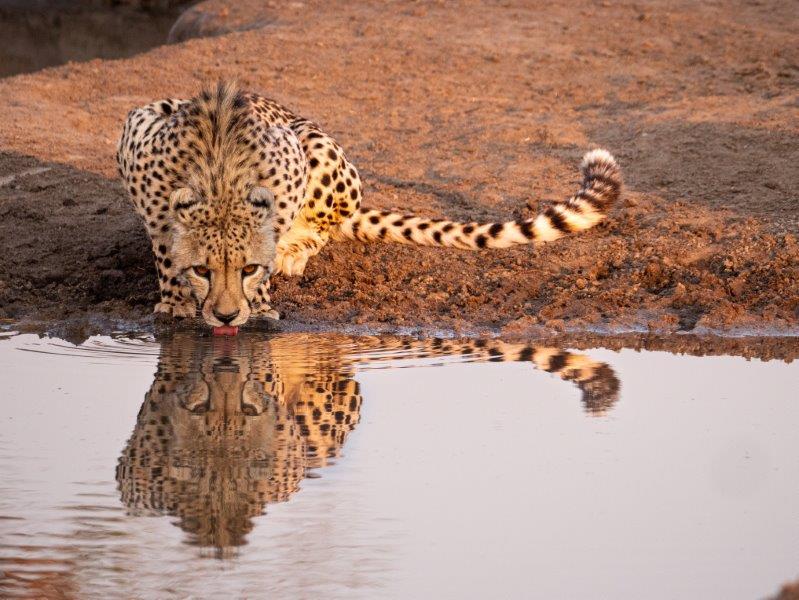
[
  {"x1": 116, "y1": 332, "x2": 619, "y2": 552},
  {"x1": 117, "y1": 82, "x2": 622, "y2": 329}
]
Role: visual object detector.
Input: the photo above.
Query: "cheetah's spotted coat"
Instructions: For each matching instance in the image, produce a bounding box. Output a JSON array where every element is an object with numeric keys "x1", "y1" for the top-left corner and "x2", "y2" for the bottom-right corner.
[{"x1": 118, "y1": 82, "x2": 622, "y2": 328}]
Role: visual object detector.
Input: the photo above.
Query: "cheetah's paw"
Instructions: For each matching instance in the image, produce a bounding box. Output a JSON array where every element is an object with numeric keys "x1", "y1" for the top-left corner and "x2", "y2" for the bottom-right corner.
[
  {"x1": 154, "y1": 300, "x2": 197, "y2": 319},
  {"x1": 251, "y1": 303, "x2": 280, "y2": 320},
  {"x1": 274, "y1": 251, "x2": 309, "y2": 277}
]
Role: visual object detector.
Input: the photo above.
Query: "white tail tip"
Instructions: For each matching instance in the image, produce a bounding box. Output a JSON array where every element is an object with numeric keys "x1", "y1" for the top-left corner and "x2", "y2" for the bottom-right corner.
[{"x1": 581, "y1": 148, "x2": 616, "y2": 171}]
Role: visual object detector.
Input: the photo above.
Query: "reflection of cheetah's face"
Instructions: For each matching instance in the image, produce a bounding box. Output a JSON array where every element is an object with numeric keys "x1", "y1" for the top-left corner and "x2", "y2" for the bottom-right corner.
[
  {"x1": 116, "y1": 333, "x2": 363, "y2": 554},
  {"x1": 173, "y1": 352, "x2": 272, "y2": 417}
]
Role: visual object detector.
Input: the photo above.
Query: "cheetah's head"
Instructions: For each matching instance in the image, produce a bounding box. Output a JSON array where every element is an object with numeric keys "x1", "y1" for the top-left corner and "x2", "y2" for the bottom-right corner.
[{"x1": 169, "y1": 186, "x2": 276, "y2": 328}]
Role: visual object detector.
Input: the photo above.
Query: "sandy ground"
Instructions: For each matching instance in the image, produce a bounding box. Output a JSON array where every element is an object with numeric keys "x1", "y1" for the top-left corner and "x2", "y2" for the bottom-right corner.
[{"x1": 0, "y1": 0, "x2": 797, "y2": 340}]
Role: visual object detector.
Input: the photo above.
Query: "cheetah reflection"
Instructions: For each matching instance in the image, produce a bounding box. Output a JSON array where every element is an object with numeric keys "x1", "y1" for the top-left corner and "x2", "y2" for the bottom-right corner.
[{"x1": 116, "y1": 333, "x2": 619, "y2": 555}]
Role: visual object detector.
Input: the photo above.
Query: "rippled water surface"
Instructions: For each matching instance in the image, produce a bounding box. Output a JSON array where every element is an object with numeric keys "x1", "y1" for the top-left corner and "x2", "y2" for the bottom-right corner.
[{"x1": 0, "y1": 331, "x2": 797, "y2": 599}]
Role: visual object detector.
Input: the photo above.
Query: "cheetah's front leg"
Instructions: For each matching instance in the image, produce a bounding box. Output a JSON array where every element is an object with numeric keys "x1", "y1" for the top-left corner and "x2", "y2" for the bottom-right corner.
[
  {"x1": 250, "y1": 278, "x2": 280, "y2": 320},
  {"x1": 150, "y1": 237, "x2": 197, "y2": 318},
  {"x1": 274, "y1": 217, "x2": 329, "y2": 277}
]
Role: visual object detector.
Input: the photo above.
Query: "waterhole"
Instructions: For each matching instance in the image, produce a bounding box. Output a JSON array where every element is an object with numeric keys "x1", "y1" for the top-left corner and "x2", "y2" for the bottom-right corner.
[{"x1": 0, "y1": 331, "x2": 797, "y2": 599}]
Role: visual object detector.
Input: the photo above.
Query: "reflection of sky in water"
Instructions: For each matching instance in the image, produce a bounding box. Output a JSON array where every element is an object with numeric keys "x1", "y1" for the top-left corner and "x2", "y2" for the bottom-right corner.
[{"x1": 0, "y1": 333, "x2": 797, "y2": 599}]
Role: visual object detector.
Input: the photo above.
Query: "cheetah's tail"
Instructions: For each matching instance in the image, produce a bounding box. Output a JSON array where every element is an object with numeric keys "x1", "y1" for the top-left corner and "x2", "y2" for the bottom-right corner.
[{"x1": 337, "y1": 149, "x2": 621, "y2": 249}]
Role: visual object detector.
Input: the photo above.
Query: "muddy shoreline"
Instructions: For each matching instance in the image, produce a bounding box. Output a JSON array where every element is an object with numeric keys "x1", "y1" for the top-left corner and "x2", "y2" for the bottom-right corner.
[
  {"x1": 0, "y1": 0, "x2": 797, "y2": 352},
  {"x1": 4, "y1": 312, "x2": 798, "y2": 364}
]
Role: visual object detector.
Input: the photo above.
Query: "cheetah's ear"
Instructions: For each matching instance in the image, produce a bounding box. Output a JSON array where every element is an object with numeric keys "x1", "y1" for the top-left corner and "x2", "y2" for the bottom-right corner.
[
  {"x1": 246, "y1": 186, "x2": 275, "y2": 224},
  {"x1": 169, "y1": 187, "x2": 204, "y2": 228}
]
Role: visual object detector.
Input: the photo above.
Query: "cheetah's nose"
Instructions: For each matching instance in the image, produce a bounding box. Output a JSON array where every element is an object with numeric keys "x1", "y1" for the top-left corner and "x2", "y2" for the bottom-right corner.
[{"x1": 214, "y1": 309, "x2": 240, "y2": 325}]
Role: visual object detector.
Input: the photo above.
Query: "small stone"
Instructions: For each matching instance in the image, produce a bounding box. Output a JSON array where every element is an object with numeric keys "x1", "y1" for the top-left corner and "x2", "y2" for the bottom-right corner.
[
  {"x1": 645, "y1": 262, "x2": 661, "y2": 277},
  {"x1": 729, "y1": 277, "x2": 746, "y2": 298}
]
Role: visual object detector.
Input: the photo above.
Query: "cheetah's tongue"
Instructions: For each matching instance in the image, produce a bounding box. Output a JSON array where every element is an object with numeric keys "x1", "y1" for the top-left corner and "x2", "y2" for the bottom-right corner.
[{"x1": 212, "y1": 326, "x2": 239, "y2": 336}]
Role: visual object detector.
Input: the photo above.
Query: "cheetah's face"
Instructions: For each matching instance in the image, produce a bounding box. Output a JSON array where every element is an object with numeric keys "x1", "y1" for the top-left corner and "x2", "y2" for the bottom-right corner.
[{"x1": 169, "y1": 186, "x2": 276, "y2": 328}]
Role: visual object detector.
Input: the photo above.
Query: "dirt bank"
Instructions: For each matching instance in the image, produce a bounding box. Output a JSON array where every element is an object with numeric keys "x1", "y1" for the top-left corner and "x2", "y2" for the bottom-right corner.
[
  {"x1": 0, "y1": 0, "x2": 797, "y2": 338},
  {"x1": 0, "y1": 0, "x2": 189, "y2": 77}
]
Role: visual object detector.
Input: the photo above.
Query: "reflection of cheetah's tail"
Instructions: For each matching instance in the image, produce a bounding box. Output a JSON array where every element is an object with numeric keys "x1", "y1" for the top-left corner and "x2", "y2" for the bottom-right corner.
[
  {"x1": 338, "y1": 149, "x2": 621, "y2": 249},
  {"x1": 345, "y1": 338, "x2": 621, "y2": 415}
]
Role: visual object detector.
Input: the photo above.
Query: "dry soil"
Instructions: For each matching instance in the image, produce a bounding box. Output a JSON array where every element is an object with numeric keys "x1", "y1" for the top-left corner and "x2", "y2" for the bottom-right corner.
[{"x1": 0, "y1": 0, "x2": 797, "y2": 340}]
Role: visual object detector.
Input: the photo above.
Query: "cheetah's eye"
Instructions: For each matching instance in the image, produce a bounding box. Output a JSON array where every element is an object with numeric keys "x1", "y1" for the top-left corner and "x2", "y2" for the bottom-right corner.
[
  {"x1": 193, "y1": 265, "x2": 210, "y2": 278},
  {"x1": 242, "y1": 264, "x2": 259, "y2": 276}
]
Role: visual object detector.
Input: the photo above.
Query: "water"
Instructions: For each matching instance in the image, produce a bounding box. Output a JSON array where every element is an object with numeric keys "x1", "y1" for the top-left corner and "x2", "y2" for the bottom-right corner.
[{"x1": 0, "y1": 331, "x2": 797, "y2": 599}]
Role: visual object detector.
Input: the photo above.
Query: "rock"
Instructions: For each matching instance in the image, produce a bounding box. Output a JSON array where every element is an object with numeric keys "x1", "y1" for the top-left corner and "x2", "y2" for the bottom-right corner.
[
  {"x1": 728, "y1": 276, "x2": 746, "y2": 298},
  {"x1": 168, "y1": 1, "x2": 274, "y2": 43}
]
